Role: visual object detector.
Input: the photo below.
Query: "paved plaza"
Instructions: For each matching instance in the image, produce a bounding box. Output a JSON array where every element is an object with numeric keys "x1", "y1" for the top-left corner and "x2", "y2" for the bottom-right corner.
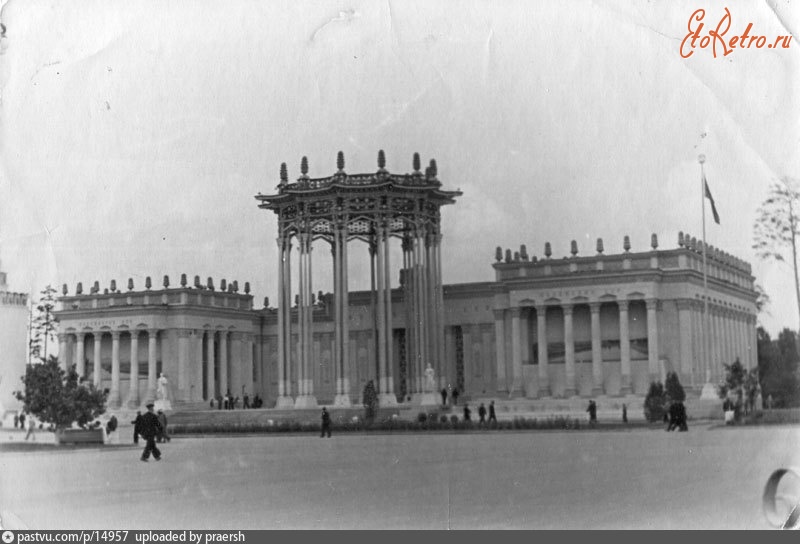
[{"x1": 1, "y1": 425, "x2": 798, "y2": 529}]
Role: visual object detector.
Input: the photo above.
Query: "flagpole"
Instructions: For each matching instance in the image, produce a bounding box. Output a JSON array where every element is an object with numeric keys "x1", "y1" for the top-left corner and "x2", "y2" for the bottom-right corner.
[{"x1": 699, "y1": 154, "x2": 711, "y2": 387}]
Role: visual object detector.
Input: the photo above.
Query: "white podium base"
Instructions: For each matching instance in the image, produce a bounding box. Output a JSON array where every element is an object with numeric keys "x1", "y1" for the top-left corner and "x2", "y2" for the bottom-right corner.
[
  {"x1": 419, "y1": 393, "x2": 439, "y2": 406},
  {"x1": 275, "y1": 396, "x2": 295, "y2": 409},
  {"x1": 154, "y1": 399, "x2": 173, "y2": 412},
  {"x1": 699, "y1": 382, "x2": 718, "y2": 400},
  {"x1": 378, "y1": 393, "x2": 398, "y2": 406},
  {"x1": 294, "y1": 395, "x2": 318, "y2": 409},
  {"x1": 333, "y1": 394, "x2": 352, "y2": 407}
]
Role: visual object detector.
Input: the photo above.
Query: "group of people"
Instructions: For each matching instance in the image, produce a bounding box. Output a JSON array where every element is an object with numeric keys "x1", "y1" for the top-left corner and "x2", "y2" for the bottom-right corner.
[
  {"x1": 12, "y1": 412, "x2": 38, "y2": 440},
  {"x1": 440, "y1": 387, "x2": 460, "y2": 407},
  {"x1": 210, "y1": 392, "x2": 263, "y2": 410}
]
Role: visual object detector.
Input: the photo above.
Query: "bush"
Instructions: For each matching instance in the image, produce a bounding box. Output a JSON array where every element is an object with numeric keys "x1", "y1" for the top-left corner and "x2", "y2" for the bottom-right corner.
[
  {"x1": 450, "y1": 415, "x2": 459, "y2": 425},
  {"x1": 665, "y1": 371, "x2": 686, "y2": 402},
  {"x1": 644, "y1": 381, "x2": 666, "y2": 423},
  {"x1": 363, "y1": 380, "x2": 378, "y2": 424},
  {"x1": 439, "y1": 415, "x2": 448, "y2": 424}
]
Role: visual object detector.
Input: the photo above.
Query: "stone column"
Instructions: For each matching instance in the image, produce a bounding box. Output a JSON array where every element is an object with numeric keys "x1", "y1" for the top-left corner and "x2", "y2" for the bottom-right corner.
[
  {"x1": 677, "y1": 299, "x2": 694, "y2": 383},
  {"x1": 283, "y1": 237, "x2": 294, "y2": 401},
  {"x1": 220, "y1": 332, "x2": 229, "y2": 396},
  {"x1": 619, "y1": 301, "x2": 632, "y2": 395},
  {"x1": 58, "y1": 334, "x2": 68, "y2": 371},
  {"x1": 510, "y1": 307, "x2": 523, "y2": 396},
  {"x1": 749, "y1": 315, "x2": 758, "y2": 370},
  {"x1": 206, "y1": 331, "x2": 215, "y2": 401},
  {"x1": 414, "y1": 235, "x2": 425, "y2": 391},
  {"x1": 646, "y1": 299, "x2": 659, "y2": 382},
  {"x1": 297, "y1": 237, "x2": 306, "y2": 397},
  {"x1": 332, "y1": 231, "x2": 341, "y2": 398},
  {"x1": 520, "y1": 308, "x2": 530, "y2": 366},
  {"x1": 93, "y1": 332, "x2": 103, "y2": 387},
  {"x1": 375, "y1": 226, "x2": 387, "y2": 394},
  {"x1": 494, "y1": 309, "x2": 506, "y2": 393},
  {"x1": 146, "y1": 329, "x2": 160, "y2": 404},
  {"x1": 306, "y1": 235, "x2": 313, "y2": 398},
  {"x1": 230, "y1": 332, "x2": 243, "y2": 400},
  {"x1": 76, "y1": 333, "x2": 86, "y2": 379},
  {"x1": 434, "y1": 233, "x2": 446, "y2": 392},
  {"x1": 563, "y1": 305, "x2": 576, "y2": 397},
  {"x1": 276, "y1": 236, "x2": 291, "y2": 407},
  {"x1": 535, "y1": 305, "x2": 549, "y2": 397},
  {"x1": 243, "y1": 333, "x2": 254, "y2": 397},
  {"x1": 384, "y1": 224, "x2": 395, "y2": 399},
  {"x1": 589, "y1": 302, "x2": 603, "y2": 395},
  {"x1": 341, "y1": 225, "x2": 351, "y2": 404},
  {"x1": 109, "y1": 331, "x2": 121, "y2": 406},
  {"x1": 126, "y1": 331, "x2": 140, "y2": 408}
]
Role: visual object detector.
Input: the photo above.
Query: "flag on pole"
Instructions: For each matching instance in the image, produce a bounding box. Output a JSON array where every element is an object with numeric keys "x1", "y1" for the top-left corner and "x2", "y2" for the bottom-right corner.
[{"x1": 703, "y1": 172, "x2": 720, "y2": 225}]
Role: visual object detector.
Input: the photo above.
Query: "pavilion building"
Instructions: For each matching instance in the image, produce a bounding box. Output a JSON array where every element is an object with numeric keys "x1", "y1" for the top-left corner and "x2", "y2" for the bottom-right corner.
[{"x1": 53, "y1": 154, "x2": 758, "y2": 409}]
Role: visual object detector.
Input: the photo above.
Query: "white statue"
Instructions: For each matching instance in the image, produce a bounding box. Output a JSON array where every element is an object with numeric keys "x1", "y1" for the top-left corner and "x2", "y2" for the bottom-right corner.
[
  {"x1": 424, "y1": 364, "x2": 436, "y2": 393},
  {"x1": 157, "y1": 373, "x2": 169, "y2": 400}
]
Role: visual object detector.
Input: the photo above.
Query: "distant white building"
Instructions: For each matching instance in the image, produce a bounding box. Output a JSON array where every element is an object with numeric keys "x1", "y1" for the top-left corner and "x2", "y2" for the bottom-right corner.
[{"x1": 0, "y1": 263, "x2": 30, "y2": 416}]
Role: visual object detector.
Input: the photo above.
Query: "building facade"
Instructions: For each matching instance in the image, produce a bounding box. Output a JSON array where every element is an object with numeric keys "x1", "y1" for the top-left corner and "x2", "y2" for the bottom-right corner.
[
  {"x1": 54, "y1": 233, "x2": 757, "y2": 410},
  {"x1": 0, "y1": 266, "x2": 30, "y2": 415}
]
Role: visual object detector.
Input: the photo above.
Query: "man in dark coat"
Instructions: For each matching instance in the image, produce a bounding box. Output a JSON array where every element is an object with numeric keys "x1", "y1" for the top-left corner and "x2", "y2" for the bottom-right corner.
[
  {"x1": 320, "y1": 407, "x2": 331, "y2": 438},
  {"x1": 463, "y1": 404, "x2": 471, "y2": 422},
  {"x1": 478, "y1": 403, "x2": 487, "y2": 424},
  {"x1": 440, "y1": 388, "x2": 448, "y2": 407},
  {"x1": 131, "y1": 411, "x2": 143, "y2": 444},
  {"x1": 488, "y1": 400, "x2": 497, "y2": 424},
  {"x1": 452, "y1": 388, "x2": 459, "y2": 406},
  {"x1": 586, "y1": 400, "x2": 597, "y2": 425},
  {"x1": 139, "y1": 403, "x2": 163, "y2": 462},
  {"x1": 156, "y1": 410, "x2": 170, "y2": 443}
]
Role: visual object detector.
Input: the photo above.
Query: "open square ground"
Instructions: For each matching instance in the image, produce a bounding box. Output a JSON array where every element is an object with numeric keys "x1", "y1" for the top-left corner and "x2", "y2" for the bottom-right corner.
[{"x1": 1, "y1": 425, "x2": 798, "y2": 529}]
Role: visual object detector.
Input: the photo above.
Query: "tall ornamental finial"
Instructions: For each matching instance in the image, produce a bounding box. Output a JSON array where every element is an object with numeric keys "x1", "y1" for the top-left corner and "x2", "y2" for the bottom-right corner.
[
  {"x1": 504, "y1": 249, "x2": 512, "y2": 263},
  {"x1": 596, "y1": 238, "x2": 604, "y2": 254},
  {"x1": 429, "y1": 159, "x2": 438, "y2": 178},
  {"x1": 495, "y1": 247, "x2": 503, "y2": 262},
  {"x1": 163, "y1": 275, "x2": 169, "y2": 288},
  {"x1": 544, "y1": 242, "x2": 552, "y2": 259},
  {"x1": 128, "y1": 278, "x2": 134, "y2": 291},
  {"x1": 62, "y1": 284, "x2": 68, "y2": 296},
  {"x1": 279, "y1": 162, "x2": 288, "y2": 184},
  {"x1": 570, "y1": 240, "x2": 578, "y2": 256},
  {"x1": 520, "y1": 244, "x2": 528, "y2": 260},
  {"x1": 180, "y1": 273, "x2": 187, "y2": 287},
  {"x1": 413, "y1": 152, "x2": 421, "y2": 173},
  {"x1": 300, "y1": 156, "x2": 309, "y2": 177},
  {"x1": 245, "y1": 282, "x2": 251, "y2": 294},
  {"x1": 337, "y1": 151, "x2": 345, "y2": 173},
  {"x1": 145, "y1": 276, "x2": 152, "y2": 290},
  {"x1": 110, "y1": 279, "x2": 117, "y2": 292},
  {"x1": 220, "y1": 279, "x2": 227, "y2": 292},
  {"x1": 651, "y1": 233, "x2": 658, "y2": 250},
  {"x1": 678, "y1": 231, "x2": 685, "y2": 247},
  {"x1": 76, "y1": 282, "x2": 83, "y2": 295},
  {"x1": 207, "y1": 277, "x2": 215, "y2": 291},
  {"x1": 378, "y1": 149, "x2": 386, "y2": 170},
  {"x1": 623, "y1": 235, "x2": 631, "y2": 252}
]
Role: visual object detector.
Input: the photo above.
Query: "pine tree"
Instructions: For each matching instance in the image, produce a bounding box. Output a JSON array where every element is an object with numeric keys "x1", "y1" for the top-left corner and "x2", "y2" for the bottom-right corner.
[
  {"x1": 29, "y1": 285, "x2": 59, "y2": 363},
  {"x1": 644, "y1": 381, "x2": 666, "y2": 422}
]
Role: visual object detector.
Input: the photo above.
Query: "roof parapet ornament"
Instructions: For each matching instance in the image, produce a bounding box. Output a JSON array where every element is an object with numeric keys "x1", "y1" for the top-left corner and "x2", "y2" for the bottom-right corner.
[
  {"x1": 429, "y1": 159, "x2": 438, "y2": 180},
  {"x1": 412, "y1": 152, "x2": 421, "y2": 174},
  {"x1": 180, "y1": 273, "x2": 187, "y2": 287},
  {"x1": 504, "y1": 249, "x2": 512, "y2": 263},
  {"x1": 76, "y1": 282, "x2": 83, "y2": 295},
  {"x1": 520, "y1": 244, "x2": 528, "y2": 261},
  {"x1": 623, "y1": 235, "x2": 631, "y2": 253},
  {"x1": 495, "y1": 247, "x2": 503, "y2": 262},
  {"x1": 62, "y1": 284, "x2": 68, "y2": 296},
  {"x1": 570, "y1": 240, "x2": 578, "y2": 257},
  {"x1": 145, "y1": 276, "x2": 152, "y2": 290},
  {"x1": 300, "y1": 156, "x2": 309, "y2": 180},
  {"x1": 279, "y1": 162, "x2": 288, "y2": 188},
  {"x1": 128, "y1": 278, "x2": 134, "y2": 291},
  {"x1": 336, "y1": 151, "x2": 345, "y2": 174},
  {"x1": 377, "y1": 149, "x2": 387, "y2": 172},
  {"x1": 596, "y1": 238, "x2": 604, "y2": 254},
  {"x1": 678, "y1": 231, "x2": 685, "y2": 247},
  {"x1": 651, "y1": 234, "x2": 658, "y2": 250},
  {"x1": 544, "y1": 242, "x2": 552, "y2": 259},
  {"x1": 163, "y1": 275, "x2": 169, "y2": 289},
  {"x1": 110, "y1": 279, "x2": 117, "y2": 293},
  {"x1": 220, "y1": 279, "x2": 227, "y2": 292}
]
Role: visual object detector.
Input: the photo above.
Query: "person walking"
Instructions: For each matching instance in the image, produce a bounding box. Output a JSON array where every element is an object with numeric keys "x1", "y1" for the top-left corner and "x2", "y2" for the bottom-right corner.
[
  {"x1": 24, "y1": 416, "x2": 36, "y2": 441},
  {"x1": 463, "y1": 404, "x2": 472, "y2": 422},
  {"x1": 320, "y1": 407, "x2": 332, "y2": 438},
  {"x1": 622, "y1": 403, "x2": 628, "y2": 424},
  {"x1": 140, "y1": 403, "x2": 163, "y2": 462},
  {"x1": 131, "y1": 411, "x2": 143, "y2": 444},
  {"x1": 488, "y1": 400, "x2": 497, "y2": 424},
  {"x1": 586, "y1": 400, "x2": 597, "y2": 426},
  {"x1": 452, "y1": 388, "x2": 460, "y2": 406},
  {"x1": 440, "y1": 388, "x2": 448, "y2": 407},
  {"x1": 478, "y1": 403, "x2": 487, "y2": 424},
  {"x1": 156, "y1": 410, "x2": 170, "y2": 443}
]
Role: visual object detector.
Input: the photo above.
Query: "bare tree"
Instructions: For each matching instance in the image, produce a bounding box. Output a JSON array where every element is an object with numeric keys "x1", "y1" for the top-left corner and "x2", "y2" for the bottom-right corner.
[{"x1": 753, "y1": 177, "x2": 800, "y2": 330}]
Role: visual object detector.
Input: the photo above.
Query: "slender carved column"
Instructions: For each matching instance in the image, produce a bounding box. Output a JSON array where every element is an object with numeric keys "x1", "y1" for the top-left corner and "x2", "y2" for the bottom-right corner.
[
  {"x1": 76, "y1": 333, "x2": 86, "y2": 379},
  {"x1": 126, "y1": 331, "x2": 140, "y2": 408},
  {"x1": 276, "y1": 236, "x2": 288, "y2": 404},
  {"x1": 306, "y1": 233, "x2": 313, "y2": 398},
  {"x1": 93, "y1": 332, "x2": 103, "y2": 387},
  {"x1": 332, "y1": 231, "x2": 341, "y2": 397},
  {"x1": 414, "y1": 234, "x2": 425, "y2": 392},
  {"x1": 297, "y1": 236, "x2": 306, "y2": 398},
  {"x1": 589, "y1": 302, "x2": 604, "y2": 395},
  {"x1": 220, "y1": 332, "x2": 228, "y2": 398},
  {"x1": 341, "y1": 223, "x2": 350, "y2": 403},
  {"x1": 109, "y1": 331, "x2": 121, "y2": 406},
  {"x1": 206, "y1": 331, "x2": 215, "y2": 400},
  {"x1": 283, "y1": 237, "x2": 293, "y2": 399},
  {"x1": 384, "y1": 222, "x2": 395, "y2": 400},
  {"x1": 646, "y1": 299, "x2": 660, "y2": 382},
  {"x1": 536, "y1": 305, "x2": 549, "y2": 397},
  {"x1": 619, "y1": 301, "x2": 632, "y2": 395},
  {"x1": 376, "y1": 223, "x2": 388, "y2": 396},
  {"x1": 510, "y1": 308, "x2": 523, "y2": 396},
  {"x1": 434, "y1": 233, "x2": 446, "y2": 390},
  {"x1": 494, "y1": 309, "x2": 507, "y2": 393},
  {"x1": 58, "y1": 334, "x2": 68, "y2": 371},
  {"x1": 146, "y1": 329, "x2": 160, "y2": 404},
  {"x1": 677, "y1": 299, "x2": 694, "y2": 384},
  {"x1": 563, "y1": 305, "x2": 576, "y2": 397}
]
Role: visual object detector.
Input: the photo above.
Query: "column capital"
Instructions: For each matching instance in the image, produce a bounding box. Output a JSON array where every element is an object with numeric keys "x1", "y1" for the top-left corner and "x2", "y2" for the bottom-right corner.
[
  {"x1": 509, "y1": 307, "x2": 522, "y2": 318},
  {"x1": 618, "y1": 299, "x2": 629, "y2": 311},
  {"x1": 561, "y1": 304, "x2": 574, "y2": 316},
  {"x1": 645, "y1": 298, "x2": 658, "y2": 311},
  {"x1": 76, "y1": 332, "x2": 86, "y2": 341},
  {"x1": 675, "y1": 298, "x2": 694, "y2": 311},
  {"x1": 534, "y1": 304, "x2": 547, "y2": 314},
  {"x1": 175, "y1": 329, "x2": 191, "y2": 339},
  {"x1": 493, "y1": 309, "x2": 506, "y2": 320},
  {"x1": 57, "y1": 333, "x2": 68, "y2": 342},
  {"x1": 589, "y1": 302, "x2": 602, "y2": 313},
  {"x1": 129, "y1": 329, "x2": 141, "y2": 339},
  {"x1": 111, "y1": 330, "x2": 121, "y2": 340}
]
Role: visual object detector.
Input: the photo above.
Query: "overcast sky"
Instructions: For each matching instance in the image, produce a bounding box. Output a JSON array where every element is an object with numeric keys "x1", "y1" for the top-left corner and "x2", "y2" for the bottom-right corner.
[{"x1": 1, "y1": 0, "x2": 798, "y2": 335}]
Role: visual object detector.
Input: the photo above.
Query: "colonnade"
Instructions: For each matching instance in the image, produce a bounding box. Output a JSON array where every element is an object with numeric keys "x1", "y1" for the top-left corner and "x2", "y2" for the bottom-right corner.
[
  {"x1": 495, "y1": 299, "x2": 658, "y2": 397},
  {"x1": 58, "y1": 328, "x2": 255, "y2": 408}
]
